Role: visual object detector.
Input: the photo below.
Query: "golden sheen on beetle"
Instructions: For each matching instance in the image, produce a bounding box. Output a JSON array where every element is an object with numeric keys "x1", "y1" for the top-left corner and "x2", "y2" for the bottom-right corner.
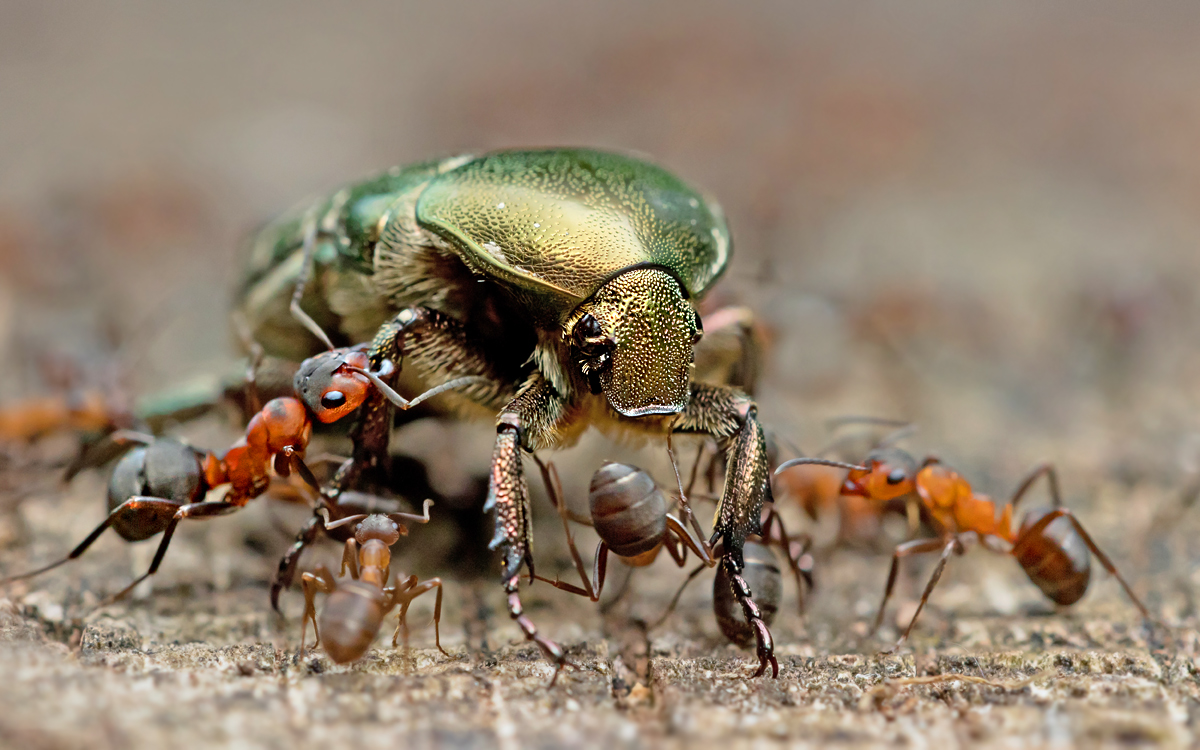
[{"x1": 238, "y1": 149, "x2": 779, "y2": 680}]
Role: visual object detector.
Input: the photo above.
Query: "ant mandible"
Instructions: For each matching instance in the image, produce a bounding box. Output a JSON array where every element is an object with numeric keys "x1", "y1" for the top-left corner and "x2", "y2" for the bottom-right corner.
[
  {"x1": 298, "y1": 502, "x2": 447, "y2": 664},
  {"x1": 776, "y1": 451, "x2": 1156, "y2": 652}
]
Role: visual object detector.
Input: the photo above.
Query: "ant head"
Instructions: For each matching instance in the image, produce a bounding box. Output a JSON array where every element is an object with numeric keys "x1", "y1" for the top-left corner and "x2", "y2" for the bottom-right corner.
[
  {"x1": 842, "y1": 448, "x2": 917, "y2": 501},
  {"x1": 293, "y1": 347, "x2": 371, "y2": 423},
  {"x1": 354, "y1": 514, "x2": 402, "y2": 546}
]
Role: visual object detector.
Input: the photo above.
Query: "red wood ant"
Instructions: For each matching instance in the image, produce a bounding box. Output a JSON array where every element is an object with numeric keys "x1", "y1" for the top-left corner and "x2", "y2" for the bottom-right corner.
[
  {"x1": 776, "y1": 452, "x2": 1156, "y2": 651},
  {"x1": 0, "y1": 345, "x2": 380, "y2": 601},
  {"x1": 298, "y1": 502, "x2": 447, "y2": 664}
]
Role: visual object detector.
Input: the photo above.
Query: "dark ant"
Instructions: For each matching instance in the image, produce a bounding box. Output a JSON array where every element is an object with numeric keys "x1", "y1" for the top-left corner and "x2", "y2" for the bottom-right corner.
[
  {"x1": 530, "y1": 458, "x2": 715, "y2": 599},
  {"x1": 532, "y1": 451, "x2": 810, "y2": 677},
  {"x1": 776, "y1": 452, "x2": 1157, "y2": 651},
  {"x1": 0, "y1": 344, "x2": 379, "y2": 601},
  {"x1": 298, "y1": 502, "x2": 448, "y2": 664}
]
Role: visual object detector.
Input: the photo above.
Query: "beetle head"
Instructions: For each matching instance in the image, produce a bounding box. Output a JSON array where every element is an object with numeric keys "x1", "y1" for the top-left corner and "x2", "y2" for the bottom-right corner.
[{"x1": 568, "y1": 267, "x2": 700, "y2": 418}]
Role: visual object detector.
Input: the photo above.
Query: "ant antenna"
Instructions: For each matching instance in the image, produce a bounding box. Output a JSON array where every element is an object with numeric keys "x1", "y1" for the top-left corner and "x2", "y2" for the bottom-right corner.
[{"x1": 774, "y1": 457, "x2": 868, "y2": 476}]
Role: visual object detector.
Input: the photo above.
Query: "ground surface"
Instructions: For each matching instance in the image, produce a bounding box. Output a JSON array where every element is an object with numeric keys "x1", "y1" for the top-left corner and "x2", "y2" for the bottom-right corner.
[{"x1": 3, "y1": 2, "x2": 1200, "y2": 748}]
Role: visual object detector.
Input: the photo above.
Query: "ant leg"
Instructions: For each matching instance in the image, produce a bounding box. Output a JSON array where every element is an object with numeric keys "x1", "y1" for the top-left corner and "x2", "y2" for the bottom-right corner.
[
  {"x1": 532, "y1": 455, "x2": 595, "y2": 597},
  {"x1": 668, "y1": 433, "x2": 710, "y2": 544},
  {"x1": 884, "y1": 537, "x2": 963, "y2": 654},
  {"x1": 103, "y1": 500, "x2": 237, "y2": 603},
  {"x1": 272, "y1": 513, "x2": 322, "y2": 613},
  {"x1": 1009, "y1": 462, "x2": 1061, "y2": 509},
  {"x1": 664, "y1": 514, "x2": 715, "y2": 566},
  {"x1": 299, "y1": 565, "x2": 336, "y2": 657},
  {"x1": 0, "y1": 496, "x2": 182, "y2": 585},
  {"x1": 339, "y1": 538, "x2": 360, "y2": 580},
  {"x1": 531, "y1": 542, "x2": 609, "y2": 602},
  {"x1": 1015, "y1": 508, "x2": 1154, "y2": 621},
  {"x1": 870, "y1": 537, "x2": 953, "y2": 634},
  {"x1": 685, "y1": 441, "x2": 707, "y2": 499},
  {"x1": 760, "y1": 509, "x2": 815, "y2": 614},
  {"x1": 648, "y1": 562, "x2": 708, "y2": 630},
  {"x1": 289, "y1": 206, "x2": 335, "y2": 351},
  {"x1": 390, "y1": 575, "x2": 448, "y2": 656}
]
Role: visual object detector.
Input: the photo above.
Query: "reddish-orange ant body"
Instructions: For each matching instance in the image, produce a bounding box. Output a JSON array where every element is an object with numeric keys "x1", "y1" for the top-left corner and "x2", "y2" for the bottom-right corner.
[
  {"x1": 776, "y1": 451, "x2": 1155, "y2": 651},
  {"x1": 0, "y1": 345, "x2": 379, "y2": 600}
]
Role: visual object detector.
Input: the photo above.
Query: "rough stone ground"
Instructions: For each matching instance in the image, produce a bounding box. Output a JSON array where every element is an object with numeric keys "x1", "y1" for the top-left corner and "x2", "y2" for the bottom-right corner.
[{"x1": 4, "y1": 3, "x2": 1200, "y2": 748}]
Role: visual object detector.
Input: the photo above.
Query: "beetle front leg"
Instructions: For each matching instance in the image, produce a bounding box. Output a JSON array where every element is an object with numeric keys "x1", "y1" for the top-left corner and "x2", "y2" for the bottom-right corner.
[
  {"x1": 676, "y1": 382, "x2": 777, "y2": 678},
  {"x1": 486, "y1": 374, "x2": 573, "y2": 683}
]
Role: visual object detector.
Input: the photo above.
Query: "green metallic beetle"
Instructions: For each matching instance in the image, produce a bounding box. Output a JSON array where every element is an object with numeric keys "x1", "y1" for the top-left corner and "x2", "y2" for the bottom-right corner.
[{"x1": 238, "y1": 149, "x2": 777, "y2": 679}]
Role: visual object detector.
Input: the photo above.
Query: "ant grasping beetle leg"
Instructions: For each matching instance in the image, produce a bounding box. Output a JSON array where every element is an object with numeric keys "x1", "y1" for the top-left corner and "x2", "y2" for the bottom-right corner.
[{"x1": 0, "y1": 335, "x2": 407, "y2": 601}]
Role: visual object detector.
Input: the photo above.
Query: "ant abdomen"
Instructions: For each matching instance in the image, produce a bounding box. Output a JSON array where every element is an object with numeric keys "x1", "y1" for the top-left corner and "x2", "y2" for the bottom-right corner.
[
  {"x1": 1014, "y1": 508, "x2": 1091, "y2": 606},
  {"x1": 589, "y1": 462, "x2": 667, "y2": 561},
  {"x1": 318, "y1": 582, "x2": 387, "y2": 663},
  {"x1": 106, "y1": 439, "x2": 206, "y2": 541},
  {"x1": 713, "y1": 540, "x2": 781, "y2": 647}
]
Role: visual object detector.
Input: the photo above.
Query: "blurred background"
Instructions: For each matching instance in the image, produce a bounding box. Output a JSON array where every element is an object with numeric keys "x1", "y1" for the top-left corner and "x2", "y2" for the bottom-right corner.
[{"x1": 1, "y1": 0, "x2": 1200, "y2": 661}]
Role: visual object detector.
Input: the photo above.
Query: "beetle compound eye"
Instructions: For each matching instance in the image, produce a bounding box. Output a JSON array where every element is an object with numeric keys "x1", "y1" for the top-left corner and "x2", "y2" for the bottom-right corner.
[
  {"x1": 320, "y1": 391, "x2": 346, "y2": 410},
  {"x1": 574, "y1": 313, "x2": 605, "y2": 343},
  {"x1": 887, "y1": 468, "x2": 908, "y2": 485}
]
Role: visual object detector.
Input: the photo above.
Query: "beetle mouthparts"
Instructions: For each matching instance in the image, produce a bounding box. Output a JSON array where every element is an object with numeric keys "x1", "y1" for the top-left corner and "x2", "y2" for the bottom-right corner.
[{"x1": 617, "y1": 402, "x2": 685, "y2": 418}]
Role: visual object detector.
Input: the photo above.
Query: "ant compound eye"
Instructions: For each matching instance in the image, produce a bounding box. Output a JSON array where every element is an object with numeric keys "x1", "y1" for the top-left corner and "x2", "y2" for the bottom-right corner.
[
  {"x1": 886, "y1": 468, "x2": 908, "y2": 485},
  {"x1": 320, "y1": 390, "x2": 346, "y2": 410}
]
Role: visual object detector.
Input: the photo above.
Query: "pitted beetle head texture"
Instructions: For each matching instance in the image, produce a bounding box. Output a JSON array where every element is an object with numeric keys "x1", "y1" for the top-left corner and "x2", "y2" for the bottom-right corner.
[{"x1": 578, "y1": 267, "x2": 698, "y2": 417}]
